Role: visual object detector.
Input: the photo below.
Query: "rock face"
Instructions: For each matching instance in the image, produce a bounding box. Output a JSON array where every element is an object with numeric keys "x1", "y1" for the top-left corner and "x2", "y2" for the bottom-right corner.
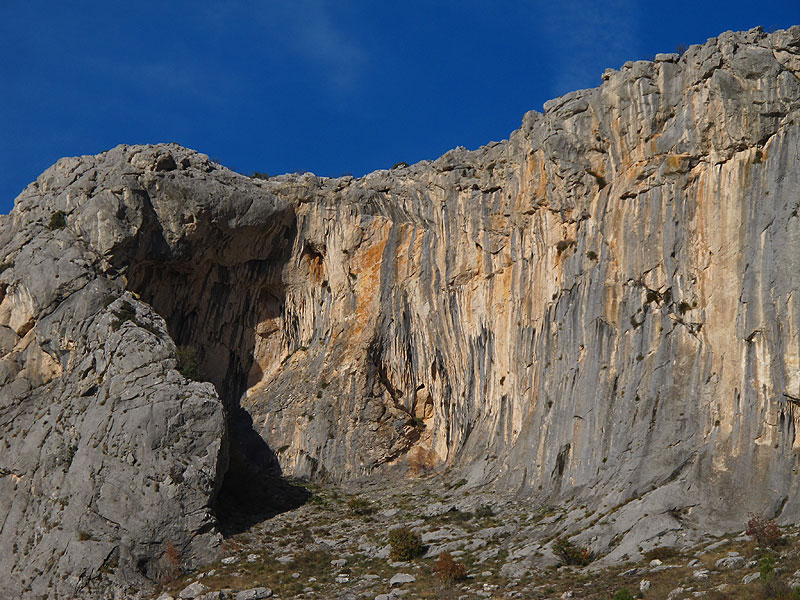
[
  {"x1": 1, "y1": 24, "x2": 800, "y2": 597},
  {"x1": 0, "y1": 147, "x2": 233, "y2": 598}
]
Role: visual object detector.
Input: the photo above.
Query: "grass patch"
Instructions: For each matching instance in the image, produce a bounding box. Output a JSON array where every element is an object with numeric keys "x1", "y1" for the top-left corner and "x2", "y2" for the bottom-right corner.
[
  {"x1": 347, "y1": 496, "x2": 374, "y2": 515},
  {"x1": 643, "y1": 546, "x2": 680, "y2": 561},
  {"x1": 48, "y1": 210, "x2": 66, "y2": 230},
  {"x1": 176, "y1": 346, "x2": 200, "y2": 380},
  {"x1": 111, "y1": 300, "x2": 137, "y2": 331}
]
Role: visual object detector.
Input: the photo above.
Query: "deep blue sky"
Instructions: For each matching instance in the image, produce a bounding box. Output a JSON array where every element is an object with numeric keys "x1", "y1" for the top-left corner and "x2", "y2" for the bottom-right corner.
[{"x1": 2, "y1": 1, "x2": 798, "y2": 214}]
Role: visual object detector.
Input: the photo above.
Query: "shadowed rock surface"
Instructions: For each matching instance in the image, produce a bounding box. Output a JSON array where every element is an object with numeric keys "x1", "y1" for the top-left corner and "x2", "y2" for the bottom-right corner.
[{"x1": 1, "y1": 25, "x2": 799, "y2": 598}]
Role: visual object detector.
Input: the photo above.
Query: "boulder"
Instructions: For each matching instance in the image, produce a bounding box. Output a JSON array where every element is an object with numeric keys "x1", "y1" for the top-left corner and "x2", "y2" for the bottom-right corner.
[
  {"x1": 235, "y1": 587, "x2": 273, "y2": 600},
  {"x1": 179, "y1": 582, "x2": 209, "y2": 599},
  {"x1": 389, "y1": 573, "x2": 416, "y2": 586}
]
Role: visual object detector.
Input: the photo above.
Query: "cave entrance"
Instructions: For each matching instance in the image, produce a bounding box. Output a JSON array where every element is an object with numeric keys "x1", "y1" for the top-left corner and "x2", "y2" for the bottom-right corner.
[{"x1": 125, "y1": 218, "x2": 309, "y2": 534}]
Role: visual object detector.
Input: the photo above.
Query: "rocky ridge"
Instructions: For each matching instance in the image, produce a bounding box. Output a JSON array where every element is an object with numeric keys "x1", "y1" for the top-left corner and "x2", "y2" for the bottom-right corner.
[{"x1": 0, "y1": 24, "x2": 799, "y2": 598}]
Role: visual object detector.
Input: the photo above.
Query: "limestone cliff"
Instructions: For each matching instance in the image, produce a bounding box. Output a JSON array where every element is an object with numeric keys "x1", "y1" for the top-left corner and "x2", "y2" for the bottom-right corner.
[{"x1": 1, "y1": 25, "x2": 800, "y2": 598}]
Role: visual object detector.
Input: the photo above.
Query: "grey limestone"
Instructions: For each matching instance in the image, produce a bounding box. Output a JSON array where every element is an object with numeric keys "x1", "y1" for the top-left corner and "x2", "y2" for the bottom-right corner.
[{"x1": 1, "y1": 25, "x2": 800, "y2": 598}]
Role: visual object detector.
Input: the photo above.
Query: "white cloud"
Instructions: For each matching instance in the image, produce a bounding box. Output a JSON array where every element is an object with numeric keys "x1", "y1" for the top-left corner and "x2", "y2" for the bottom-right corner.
[
  {"x1": 195, "y1": 1, "x2": 367, "y2": 98},
  {"x1": 286, "y1": 1, "x2": 366, "y2": 93},
  {"x1": 255, "y1": 0, "x2": 366, "y2": 96}
]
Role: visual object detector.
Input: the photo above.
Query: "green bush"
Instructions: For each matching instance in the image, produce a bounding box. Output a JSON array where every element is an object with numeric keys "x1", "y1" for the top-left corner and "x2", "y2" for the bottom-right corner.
[
  {"x1": 440, "y1": 509, "x2": 472, "y2": 523},
  {"x1": 176, "y1": 346, "x2": 200, "y2": 380},
  {"x1": 760, "y1": 556, "x2": 775, "y2": 581},
  {"x1": 613, "y1": 589, "x2": 634, "y2": 600},
  {"x1": 347, "y1": 496, "x2": 373, "y2": 515},
  {"x1": 388, "y1": 527, "x2": 424, "y2": 561},
  {"x1": 758, "y1": 555, "x2": 794, "y2": 598},
  {"x1": 475, "y1": 504, "x2": 495, "y2": 519},
  {"x1": 111, "y1": 300, "x2": 137, "y2": 331},
  {"x1": 553, "y1": 537, "x2": 593, "y2": 566},
  {"x1": 48, "y1": 210, "x2": 66, "y2": 230}
]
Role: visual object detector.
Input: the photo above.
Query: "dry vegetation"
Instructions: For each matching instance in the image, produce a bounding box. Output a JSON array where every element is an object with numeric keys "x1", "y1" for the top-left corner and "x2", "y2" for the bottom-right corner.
[{"x1": 155, "y1": 480, "x2": 800, "y2": 600}]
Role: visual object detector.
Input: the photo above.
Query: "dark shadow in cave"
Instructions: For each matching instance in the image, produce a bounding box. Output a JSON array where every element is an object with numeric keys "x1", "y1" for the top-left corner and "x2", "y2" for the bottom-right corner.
[
  {"x1": 214, "y1": 405, "x2": 310, "y2": 536},
  {"x1": 125, "y1": 207, "x2": 310, "y2": 534}
]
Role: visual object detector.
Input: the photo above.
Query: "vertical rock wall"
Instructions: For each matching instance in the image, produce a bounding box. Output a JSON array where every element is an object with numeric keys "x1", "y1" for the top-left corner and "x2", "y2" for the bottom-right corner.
[{"x1": 241, "y1": 26, "x2": 800, "y2": 541}]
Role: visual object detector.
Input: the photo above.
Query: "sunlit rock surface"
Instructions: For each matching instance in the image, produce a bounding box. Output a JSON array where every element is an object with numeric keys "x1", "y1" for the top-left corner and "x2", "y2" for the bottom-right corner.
[{"x1": 1, "y1": 25, "x2": 799, "y2": 598}]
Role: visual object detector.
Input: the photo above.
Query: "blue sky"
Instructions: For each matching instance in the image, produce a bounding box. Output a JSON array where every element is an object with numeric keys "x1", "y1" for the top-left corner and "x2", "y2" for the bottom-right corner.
[{"x1": 1, "y1": 1, "x2": 798, "y2": 214}]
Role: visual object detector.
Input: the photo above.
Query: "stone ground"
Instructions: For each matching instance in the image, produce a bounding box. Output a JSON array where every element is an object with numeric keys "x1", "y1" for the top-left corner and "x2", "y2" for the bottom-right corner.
[{"x1": 154, "y1": 474, "x2": 800, "y2": 600}]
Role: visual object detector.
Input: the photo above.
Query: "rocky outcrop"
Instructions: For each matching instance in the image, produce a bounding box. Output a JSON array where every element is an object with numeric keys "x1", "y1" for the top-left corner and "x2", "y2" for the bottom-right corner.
[
  {"x1": 0, "y1": 148, "x2": 236, "y2": 598},
  {"x1": 1, "y1": 24, "x2": 800, "y2": 597}
]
